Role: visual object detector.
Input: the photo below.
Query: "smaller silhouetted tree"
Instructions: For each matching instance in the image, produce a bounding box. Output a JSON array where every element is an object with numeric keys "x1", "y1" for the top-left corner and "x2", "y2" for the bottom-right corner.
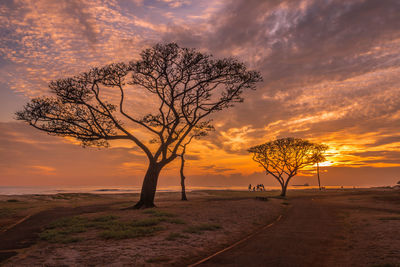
[
  {"x1": 166, "y1": 122, "x2": 213, "y2": 201},
  {"x1": 248, "y1": 138, "x2": 328, "y2": 196},
  {"x1": 311, "y1": 144, "x2": 329, "y2": 190},
  {"x1": 176, "y1": 123, "x2": 213, "y2": 201}
]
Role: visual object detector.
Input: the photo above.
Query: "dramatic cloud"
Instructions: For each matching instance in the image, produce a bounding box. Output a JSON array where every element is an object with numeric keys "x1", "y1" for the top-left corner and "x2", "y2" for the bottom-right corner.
[{"x1": 0, "y1": 0, "x2": 399, "y2": 187}]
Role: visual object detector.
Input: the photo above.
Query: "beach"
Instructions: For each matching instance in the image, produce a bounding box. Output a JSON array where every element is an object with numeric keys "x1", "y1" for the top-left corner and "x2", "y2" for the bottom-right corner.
[{"x1": 0, "y1": 188, "x2": 399, "y2": 266}]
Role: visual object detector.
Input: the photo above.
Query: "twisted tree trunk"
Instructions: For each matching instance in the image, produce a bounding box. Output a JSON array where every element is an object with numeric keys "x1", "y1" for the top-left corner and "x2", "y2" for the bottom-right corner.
[
  {"x1": 133, "y1": 161, "x2": 162, "y2": 209},
  {"x1": 280, "y1": 183, "x2": 287, "y2": 197},
  {"x1": 280, "y1": 176, "x2": 294, "y2": 197}
]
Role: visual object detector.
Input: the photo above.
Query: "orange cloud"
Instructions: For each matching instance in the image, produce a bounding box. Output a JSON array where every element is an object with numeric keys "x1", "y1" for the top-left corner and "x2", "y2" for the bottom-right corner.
[{"x1": 30, "y1": 165, "x2": 57, "y2": 175}]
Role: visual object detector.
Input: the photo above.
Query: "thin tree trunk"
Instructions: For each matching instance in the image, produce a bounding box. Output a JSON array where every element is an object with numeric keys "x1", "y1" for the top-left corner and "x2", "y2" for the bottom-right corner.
[
  {"x1": 132, "y1": 161, "x2": 162, "y2": 209},
  {"x1": 317, "y1": 162, "x2": 321, "y2": 190},
  {"x1": 180, "y1": 154, "x2": 188, "y2": 201},
  {"x1": 280, "y1": 183, "x2": 287, "y2": 197}
]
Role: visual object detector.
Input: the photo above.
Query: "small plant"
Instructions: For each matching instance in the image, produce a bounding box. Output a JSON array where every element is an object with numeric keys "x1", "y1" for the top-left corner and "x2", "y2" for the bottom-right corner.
[
  {"x1": 100, "y1": 225, "x2": 163, "y2": 239},
  {"x1": 39, "y1": 230, "x2": 82, "y2": 243},
  {"x1": 131, "y1": 218, "x2": 161, "y2": 227},
  {"x1": 41, "y1": 214, "x2": 166, "y2": 242},
  {"x1": 47, "y1": 216, "x2": 90, "y2": 229},
  {"x1": 165, "y1": 232, "x2": 188, "y2": 241},
  {"x1": 40, "y1": 216, "x2": 91, "y2": 243},
  {"x1": 142, "y1": 209, "x2": 176, "y2": 217},
  {"x1": 87, "y1": 215, "x2": 120, "y2": 229},
  {"x1": 92, "y1": 215, "x2": 119, "y2": 222},
  {"x1": 183, "y1": 223, "x2": 222, "y2": 234},
  {"x1": 166, "y1": 218, "x2": 186, "y2": 224}
]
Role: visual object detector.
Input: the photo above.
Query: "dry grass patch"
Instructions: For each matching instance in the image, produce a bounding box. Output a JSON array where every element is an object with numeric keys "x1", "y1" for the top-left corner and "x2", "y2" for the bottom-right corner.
[
  {"x1": 39, "y1": 215, "x2": 167, "y2": 242},
  {"x1": 183, "y1": 223, "x2": 222, "y2": 234}
]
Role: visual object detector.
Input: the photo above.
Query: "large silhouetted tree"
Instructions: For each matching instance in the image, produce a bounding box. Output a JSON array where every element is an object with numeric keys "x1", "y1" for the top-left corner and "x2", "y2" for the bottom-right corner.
[
  {"x1": 16, "y1": 43, "x2": 262, "y2": 208},
  {"x1": 248, "y1": 138, "x2": 327, "y2": 197}
]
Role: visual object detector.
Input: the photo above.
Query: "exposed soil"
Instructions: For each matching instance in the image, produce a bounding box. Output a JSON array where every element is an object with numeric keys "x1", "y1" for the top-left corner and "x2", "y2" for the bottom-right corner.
[
  {"x1": 0, "y1": 191, "x2": 284, "y2": 266},
  {"x1": 194, "y1": 190, "x2": 400, "y2": 267},
  {"x1": 0, "y1": 189, "x2": 399, "y2": 266},
  {"x1": 196, "y1": 198, "x2": 341, "y2": 267},
  {"x1": 0, "y1": 202, "x2": 126, "y2": 262}
]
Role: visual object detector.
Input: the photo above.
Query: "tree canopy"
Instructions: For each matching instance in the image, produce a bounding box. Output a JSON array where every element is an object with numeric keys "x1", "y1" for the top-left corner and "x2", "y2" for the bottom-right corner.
[
  {"x1": 248, "y1": 137, "x2": 328, "y2": 196},
  {"x1": 17, "y1": 43, "x2": 262, "y2": 208}
]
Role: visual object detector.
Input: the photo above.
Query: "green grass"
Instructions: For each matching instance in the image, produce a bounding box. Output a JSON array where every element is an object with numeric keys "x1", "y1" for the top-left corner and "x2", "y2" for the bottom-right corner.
[
  {"x1": 92, "y1": 215, "x2": 119, "y2": 222},
  {"x1": 166, "y1": 218, "x2": 186, "y2": 224},
  {"x1": 131, "y1": 218, "x2": 161, "y2": 227},
  {"x1": 47, "y1": 216, "x2": 91, "y2": 229},
  {"x1": 100, "y1": 225, "x2": 163, "y2": 239},
  {"x1": 141, "y1": 210, "x2": 185, "y2": 224},
  {"x1": 40, "y1": 209, "x2": 186, "y2": 243},
  {"x1": 40, "y1": 215, "x2": 166, "y2": 242},
  {"x1": 142, "y1": 209, "x2": 176, "y2": 217},
  {"x1": 40, "y1": 216, "x2": 92, "y2": 243},
  {"x1": 165, "y1": 232, "x2": 188, "y2": 241},
  {"x1": 183, "y1": 223, "x2": 222, "y2": 234},
  {"x1": 39, "y1": 230, "x2": 82, "y2": 243}
]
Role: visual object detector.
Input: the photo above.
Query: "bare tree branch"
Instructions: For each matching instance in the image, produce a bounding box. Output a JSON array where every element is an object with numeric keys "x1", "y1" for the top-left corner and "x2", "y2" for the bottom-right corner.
[{"x1": 16, "y1": 43, "x2": 262, "y2": 208}]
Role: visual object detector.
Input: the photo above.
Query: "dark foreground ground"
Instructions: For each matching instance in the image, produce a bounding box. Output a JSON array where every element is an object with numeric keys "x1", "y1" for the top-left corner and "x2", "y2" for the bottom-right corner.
[
  {"x1": 0, "y1": 189, "x2": 399, "y2": 266},
  {"x1": 195, "y1": 189, "x2": 400, "y2": 267}
]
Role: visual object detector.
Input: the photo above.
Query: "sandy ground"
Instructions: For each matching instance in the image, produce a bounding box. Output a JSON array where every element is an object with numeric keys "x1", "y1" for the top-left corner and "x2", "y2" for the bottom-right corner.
[
  {"x1": 0, "y1": 189, "x2": 399, "y2": 266},
  {"x1": 0, "y1": 191, "x2": 284, "y2": 266},
  {"x1": 198, "y1": 189, "x2": 400, "y2": 267}
]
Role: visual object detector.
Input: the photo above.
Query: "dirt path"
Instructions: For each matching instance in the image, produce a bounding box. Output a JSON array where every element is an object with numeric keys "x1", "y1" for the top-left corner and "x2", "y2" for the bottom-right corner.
[
  {"x1": 0, "y1": 202, "x2": 125, "y2": 263},
  {"x1": 194, "y1": 198, "x2": 341, "y2": 267}
]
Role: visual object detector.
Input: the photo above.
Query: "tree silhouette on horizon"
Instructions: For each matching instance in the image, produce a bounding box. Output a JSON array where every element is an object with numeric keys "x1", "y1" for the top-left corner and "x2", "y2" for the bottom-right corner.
[
  {"x1": 311, "y1": 145, "x2": 329, "y2": 190},
  {"x1": 174, "y1": 123, "x2": 213, "y2": 201},
  {"x1": 249, "y1": 138, "x2": 328, "y2": 196}
]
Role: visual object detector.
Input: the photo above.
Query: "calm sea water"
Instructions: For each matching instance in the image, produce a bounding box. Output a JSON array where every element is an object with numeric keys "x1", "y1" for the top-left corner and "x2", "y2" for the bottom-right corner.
[{"x1": 0, "y1": 185, "x2": 354, "y2": 195}]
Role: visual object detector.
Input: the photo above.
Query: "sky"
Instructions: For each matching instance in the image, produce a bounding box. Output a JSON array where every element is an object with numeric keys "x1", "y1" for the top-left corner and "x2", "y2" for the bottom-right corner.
[{"x1": 0, "y1": 0, "x2": 400, "y2": 188}]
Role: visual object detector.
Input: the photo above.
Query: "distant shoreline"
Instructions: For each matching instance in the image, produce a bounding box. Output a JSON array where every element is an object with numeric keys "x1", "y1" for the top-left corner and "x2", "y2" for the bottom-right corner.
[{"x1": 0, "y1": 185, "x2": 396, "y2": 196}]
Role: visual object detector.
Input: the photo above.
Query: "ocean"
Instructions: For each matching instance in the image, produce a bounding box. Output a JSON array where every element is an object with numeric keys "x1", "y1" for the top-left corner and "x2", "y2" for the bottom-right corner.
[{"x1": 0, "y1": 185, "x2": 355, "y2": 195}]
